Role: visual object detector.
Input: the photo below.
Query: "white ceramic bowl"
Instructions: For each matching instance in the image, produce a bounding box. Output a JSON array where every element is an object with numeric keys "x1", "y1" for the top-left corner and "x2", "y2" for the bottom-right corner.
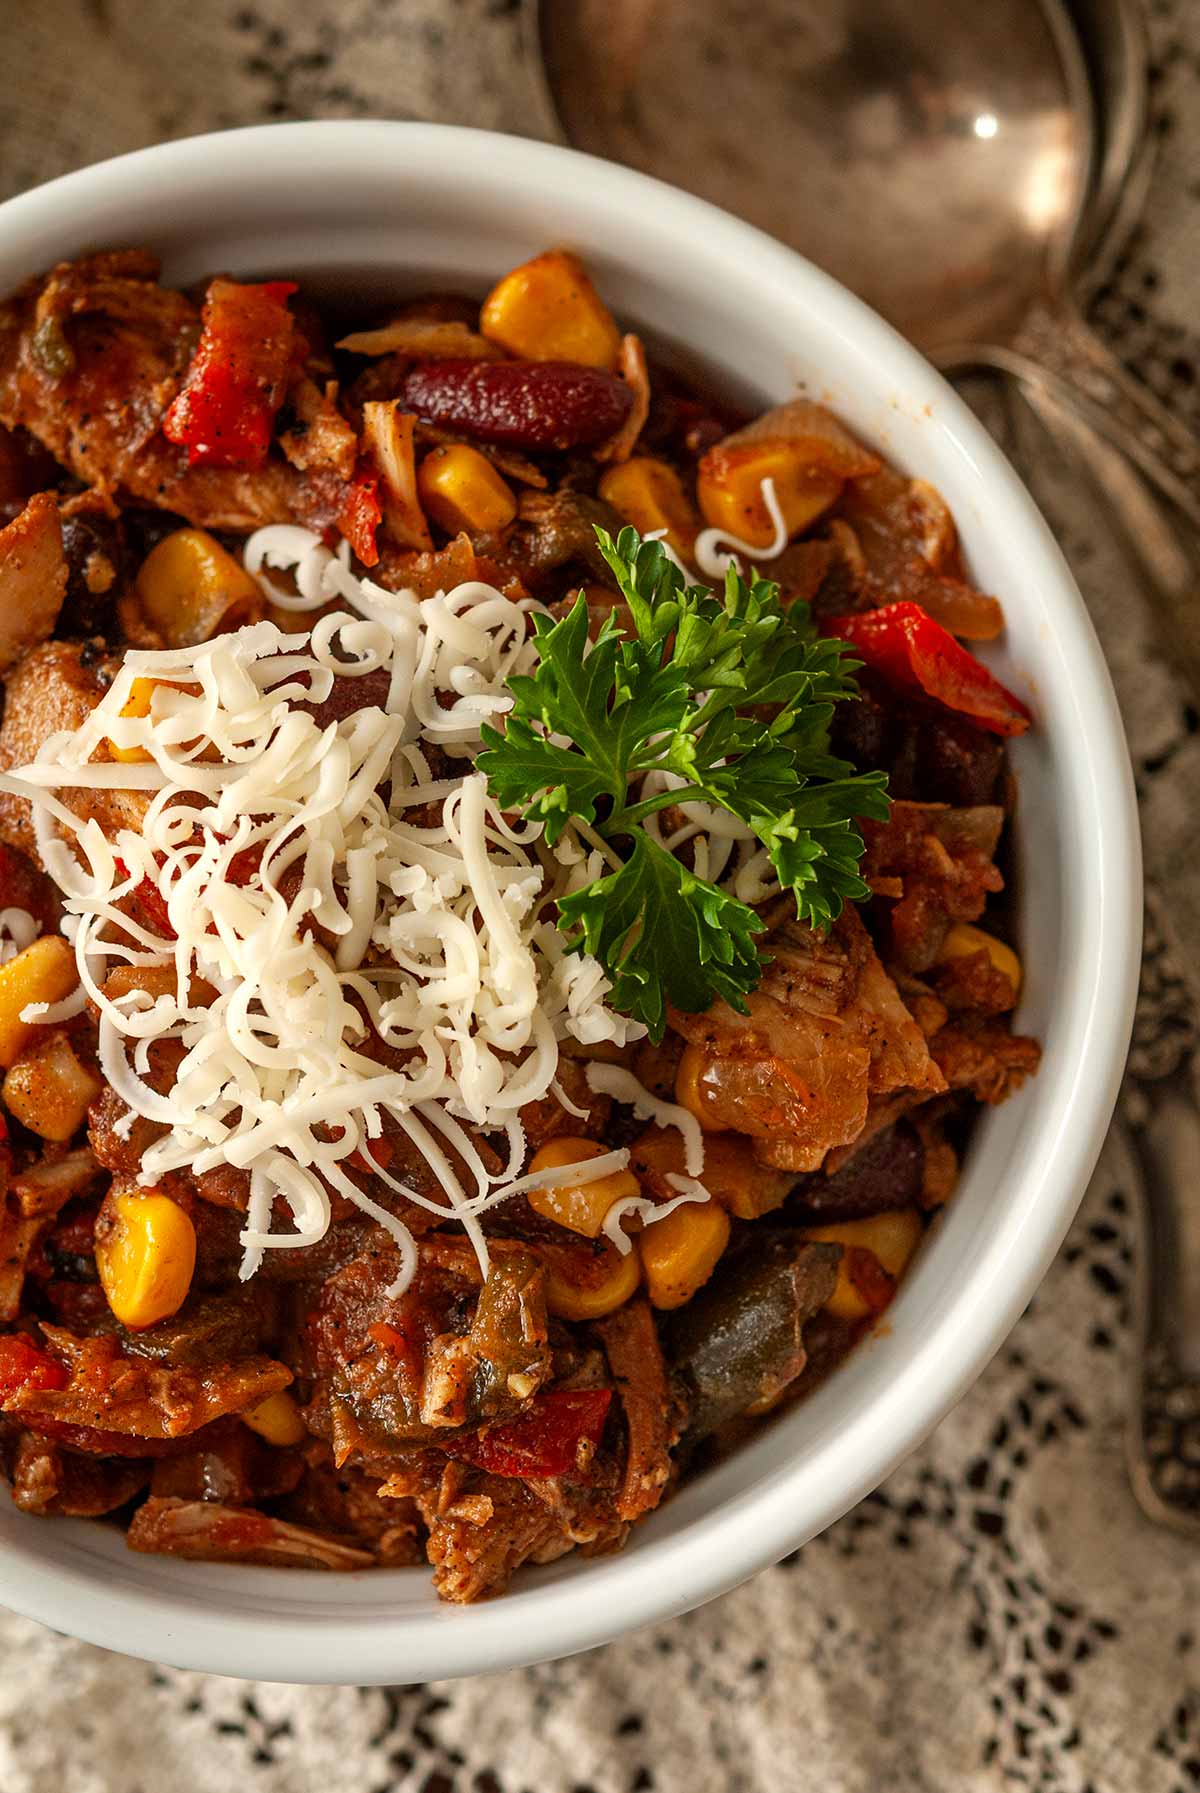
[{"x1": 0, "y1": 121, "x2": 1140, "y2": 1684}]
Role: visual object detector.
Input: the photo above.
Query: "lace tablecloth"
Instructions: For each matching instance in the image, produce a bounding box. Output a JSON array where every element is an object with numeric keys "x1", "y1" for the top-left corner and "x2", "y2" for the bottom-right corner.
[{"x1": 1, "y1": 4, "x2": 1198, "y2": 1789}]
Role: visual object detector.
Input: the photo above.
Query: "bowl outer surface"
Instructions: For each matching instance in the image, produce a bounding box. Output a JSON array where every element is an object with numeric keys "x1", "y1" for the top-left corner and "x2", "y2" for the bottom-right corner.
[{"x1": 0, "y1": 122, "x2": 1141, "y2": 1684}]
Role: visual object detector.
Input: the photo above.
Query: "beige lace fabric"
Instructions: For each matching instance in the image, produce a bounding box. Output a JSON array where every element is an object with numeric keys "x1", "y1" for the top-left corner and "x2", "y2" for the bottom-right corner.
[{"x1": 2, "y1": 4, "x2": 1200, "y2": 1789}]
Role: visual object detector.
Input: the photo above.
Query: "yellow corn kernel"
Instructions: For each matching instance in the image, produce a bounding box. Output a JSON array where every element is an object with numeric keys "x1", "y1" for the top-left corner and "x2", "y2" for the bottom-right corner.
[
  {"x1": 0, "y1": 937, "x2": 78, "y2": 1070},
  {"x1": 242, "y1": 1390, "x2": 306, "y2": 1447},
  {"x1": 2, "y1": 1031, "x2": 103, "y2": 1142},
  {"x1": 630, "y1": 1126, "x2": 792, "y2": 1221},
  {"x1": 480, "y1": 249, "x2": 621, "y2": 369},
  {"x1": 107, "y1": 676, "x2": 158, "y2": 763},
  {"x1": 135, "y1": 528, "x2": 264, "y2": 648},
  {"x1": 639, "y1": 1199, "x2": 731, "y2": 1310},
  {"x1": 937, "y1": 923, "x2": 1022, "y2": 995},
  {"x1": 802, "y1": 1208, "x2": 923, "y2": 1322},
  {"x1": 527, "y1": 1136, "x2": 641, "y2": 1239},
  {"x1": 417, "y1": 444, "x2": 517, "y2": 536},
  {"x1": 673, "y1": 1044, "x2": 724, "y2": 1133},
  {"x1": 544, "y1": 1242, "x2": 642, "y2": 1320},
  {"x1": 598, "y1": 458, "x2": 699, "y2": 559},
  {"x1": 697, "y1": 441, "x2": 844, "y2": 548},
  {"x1": 95, "y1": 1190, "x2": 197, "y2": 1330}
]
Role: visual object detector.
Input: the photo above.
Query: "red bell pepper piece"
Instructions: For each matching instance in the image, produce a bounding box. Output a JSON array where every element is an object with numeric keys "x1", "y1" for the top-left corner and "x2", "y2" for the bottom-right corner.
[
  {"x1": 163, "y1": 278, "x2": 297, "y2": 469},
  {"x1": 447, "y1": 1388, "x2": 612, "y2": 1480},
  {"x1": 826, "y1": 601, "x2": 1031, "y2": 737},
  {"x1": 0, "y1": 1333, "x2": 69, "y2": 1402},
  {"x1": 337, "y1": 465, "x2": 383, "y2": 568}
]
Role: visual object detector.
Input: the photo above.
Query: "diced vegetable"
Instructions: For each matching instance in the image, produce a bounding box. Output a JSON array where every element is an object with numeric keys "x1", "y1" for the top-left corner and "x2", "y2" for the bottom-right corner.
[
  {"x1": 638, "y1": 1199, "x2": 731, "y2": 1310},
  {"x1": 698, "y1": 444, "x2": 844, "y2": 548},
  {"x1": 937, "y1": 922, "x2": 1022, "y2": 994},
  {"x1": 668, "y1": 1236, "x2": 839, "y2": 1439},
  {"x1": 242, "y1": 1390, "x2": 307, "y2": 1447},
  {"x1": 598, "y1": 456, "x2": 698, "y2": 559},
  {"x1": 95, "y1": 1189, "x2": 197, "y2": 1330},
  {"x1": 543, "y1": 1240, "x2": 642, "y2": 1320},
  {"x1": 446, "y1": 1387, "x2": 612, "y2": 1479},
  {"x1": 697, "y1": 402, "x2": 878, "y2": 549},
  {"x1": 0, "y1": 1333, "x2": 68, "y2": 1401},
  {"x1": 162, "y1": 278, "x2": 297, "y2": 468},
  {"x1": 527, "y1": 1136, "x2": 640, "y2": 1239},
  {"x1": 825, "y1": 602, "x2": 1031, "y2": 736},
  {"x1": 417, "y1": 443, "x2": 518, "y2": 535},
  {"x1": 2, "y1": 1029, "x2": 102, "y2": 1141},
  {"x1": 336, "y1": 465, "x2": 384, "y2": 567},
  {"x1": 135, "y1": 528, "x2": 264, "y2": 647},
  {"x1": 801, "y1": 1207, "x2": 923, "y2": 1321},
  {"x1": 480, "y1": 249, "x2": 621, "y2": 369},
  {"x1": 0, "y1": 936, "x2": 77, "y2": 1069}
]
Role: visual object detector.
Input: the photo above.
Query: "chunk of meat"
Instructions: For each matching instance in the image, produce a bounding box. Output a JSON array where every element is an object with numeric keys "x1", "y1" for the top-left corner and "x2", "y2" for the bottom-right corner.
[
  {"x1": 5, "y1": 1326, "x2": 291, "y2": 1439},
  {"x1": 931, "y1": 1019, "x2": 1042, "y2": 1104},
  {"x1": 7, "y1": 1429, "x2": 149, "y2": 1515},
  {"x1": 0, "y1": 253, "x2": 304, "y2": 531},
  {"x1": 515, "y1": 487, "x2": 624, "y2": 585},
  {"x1": 0, "y1": 639, "x2": 143, "y2": 862},
  {"x1": 672, "y1": 906, "x2": 944, "y2": 1171},
  {"x1": 414, "y1": 1470, "x2": 575, "y2": 1602},
  {"x1": 861, "y1": 800, "x2": 1005, "y2": 971},
  {"x1": 0, "y1": 493, "x2": 66, "y2": 672},
  {"x1": 281, "y1": 1457, "x2": 423, "y2": 1566},
  {"x1": 127, "y1": 1496, "x2": 374, "y2": 1569},
  {"x1": 279, "y1": 376, "x2": 358, "y2": 481},
  {"x1": 596, "y1": 1298, "x2": 678, "y2": 1521}
]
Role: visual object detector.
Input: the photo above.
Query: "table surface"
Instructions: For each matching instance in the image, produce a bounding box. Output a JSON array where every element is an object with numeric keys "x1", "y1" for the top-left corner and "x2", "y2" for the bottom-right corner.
[{"x1": 1, "y1": 4, "x2": 1199, "y2": 1790}]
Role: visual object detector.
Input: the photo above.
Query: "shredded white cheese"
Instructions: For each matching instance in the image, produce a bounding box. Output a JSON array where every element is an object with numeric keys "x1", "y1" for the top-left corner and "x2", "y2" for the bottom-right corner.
[
  {"x1": 0, "y1": 907, "x2": 37, "y2": 966},
  {"x1": 0, "y1": 533, "x2": 667, "y2": 1295}
]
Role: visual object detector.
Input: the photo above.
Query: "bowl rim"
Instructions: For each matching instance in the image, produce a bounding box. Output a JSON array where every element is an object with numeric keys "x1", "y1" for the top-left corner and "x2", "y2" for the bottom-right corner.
[{"x1": 0, "y1": 118, "x2": 1142, "y2": 1684}]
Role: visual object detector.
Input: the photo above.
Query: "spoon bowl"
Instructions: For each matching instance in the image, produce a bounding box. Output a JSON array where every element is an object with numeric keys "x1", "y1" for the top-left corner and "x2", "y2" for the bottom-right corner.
[{"x1": 533, "y1": 0, "x2": 1092, "y2": 358}]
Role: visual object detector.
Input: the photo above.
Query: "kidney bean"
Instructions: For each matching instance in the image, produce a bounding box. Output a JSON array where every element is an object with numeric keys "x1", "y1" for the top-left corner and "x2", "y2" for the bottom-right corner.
[{"x1": 400, "y1": 359, "x2": 632, "y2": 452}]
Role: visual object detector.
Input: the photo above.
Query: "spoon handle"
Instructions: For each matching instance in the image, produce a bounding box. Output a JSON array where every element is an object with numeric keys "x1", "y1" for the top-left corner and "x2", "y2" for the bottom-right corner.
[
  {"x1": 947, "y1": 339, "x2": 1200, "y2": 708},
  {"x1": 1123, "y1": 1058, "x2": 1200, "y2": 1531},
  {"x1": 1017, "y1": 300, "x2": 1200, "y2": 522}
]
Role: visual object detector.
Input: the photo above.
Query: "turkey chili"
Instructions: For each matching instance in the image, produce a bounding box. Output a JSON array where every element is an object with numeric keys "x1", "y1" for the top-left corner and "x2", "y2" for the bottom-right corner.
[{"x1": 0, "y1": 245, "x2": 1039, "y2": 1599}]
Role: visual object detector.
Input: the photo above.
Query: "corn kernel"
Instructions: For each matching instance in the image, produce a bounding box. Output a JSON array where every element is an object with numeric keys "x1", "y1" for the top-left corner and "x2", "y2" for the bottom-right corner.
[
  {"x1": 0, "y1": 937, "x2": 78, "y2": 1070},
  {"x1": 802, "y1": 1208, "x2": 923, "y2": 1321},
  {"x1": 242, "y1": 1390, "x2": 306, "y2": 1447},
  {"x1": 632, "y1": 1126, "x2": 793, "y2": 1221},
  {"x1": 2, "y1": 1031, "x2": 102, "y2": 1141},
  {"x1": 598, "y1": 458, "x2": 699, "y2": 559},
  {"x1": 481, "y1": 249, "x2": 621, "y2": 369},
  {"x1": 417, "y1": 444, "x2": 517, "y2": 536},
  {"x1": 639, "y1": 1198, "x2": 731, "y2": 1310},
  {"x1": 673, "y1": 1044, "x2": 724, "y2": 1132},
  {"x1": 527, "y1": 1136, "x2": 640, "y2": 1238},
  {"x1": 107, "y1": 676, "x2": 158, "y2": 763},
  {"x1": 135, "y1": 528, "x2": 264, "y2": 647},
  {"x1": 937, "y1": 923, "x2": 1022, "y2": 995},
  {"x1": 697, "y1": 441, "x2": 844, "y2": 548},
  {"x1": 544, "y1": 1242, "x2": 641, "y2": 1320},
  {"x1": 95, "y1": 1190, "x2": 196, "y2": 1330}
]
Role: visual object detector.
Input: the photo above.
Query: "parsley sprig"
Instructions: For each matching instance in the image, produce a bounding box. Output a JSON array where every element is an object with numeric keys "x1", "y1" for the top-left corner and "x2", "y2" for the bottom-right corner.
[{"x1": 478, "y1": 526, "x2": 889, "y2": 1037}]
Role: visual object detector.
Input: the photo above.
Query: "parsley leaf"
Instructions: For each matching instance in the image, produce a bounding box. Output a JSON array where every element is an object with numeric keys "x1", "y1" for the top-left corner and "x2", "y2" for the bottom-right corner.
[{"x1": 477, "y1": 526, "x2": 889, "y2": 1036}]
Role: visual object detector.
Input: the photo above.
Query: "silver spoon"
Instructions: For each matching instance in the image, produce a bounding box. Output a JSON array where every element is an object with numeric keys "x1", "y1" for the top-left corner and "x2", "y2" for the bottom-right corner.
[
  {"x1": 530, "y1": 0, "x2": 1200, "y2": 541},
  {"x1": 529, "y1": 0, "x2": 1200, "y2": 1533}
]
